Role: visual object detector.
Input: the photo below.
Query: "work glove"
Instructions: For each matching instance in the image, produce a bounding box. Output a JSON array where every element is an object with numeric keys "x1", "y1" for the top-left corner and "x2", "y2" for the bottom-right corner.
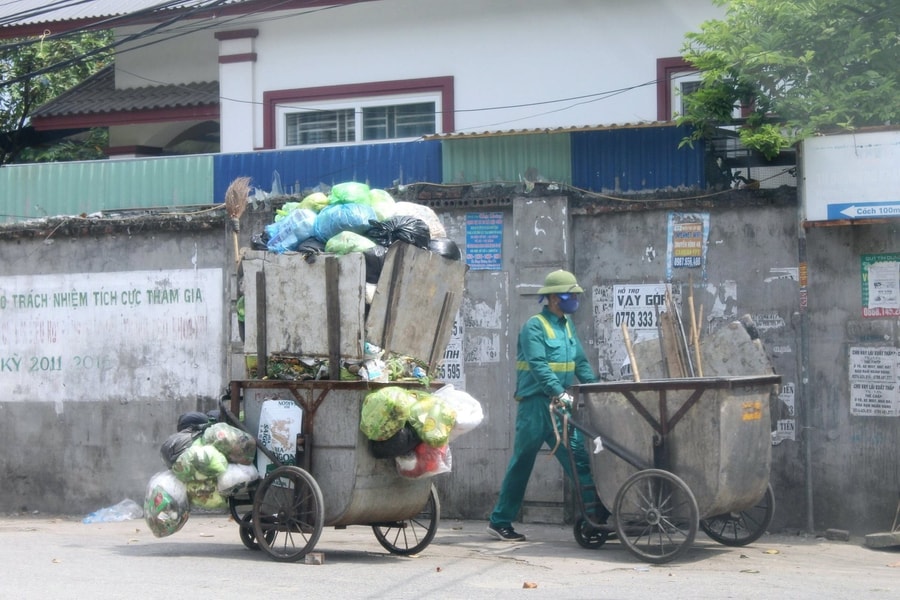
[{"x1": 553, "y1": 392, "x2": 574, "y2": 411}]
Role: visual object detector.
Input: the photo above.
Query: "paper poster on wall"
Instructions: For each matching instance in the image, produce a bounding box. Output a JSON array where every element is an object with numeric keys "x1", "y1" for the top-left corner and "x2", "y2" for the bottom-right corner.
[
  {"x1": 0, "y1": 269, "x2": 224, "y2": 403},
  {"x1": 435, "y1": 313, "x2": 465, "y2": 389},
  {"x1": 593, "y1": 283, "x2": 677, "y2": 380},
  {"x1": 465, "y1": 212, "x2": 503, "y2": 271},
  {"x1": 666, "y1": 212, "x2": 709, "y2": 281},
  {"x1": 848, "y1": 346, "x2": 899, "y2": 417},
  {"x1": 861, "y1": 253, "x2": 900, "y2": 318}
]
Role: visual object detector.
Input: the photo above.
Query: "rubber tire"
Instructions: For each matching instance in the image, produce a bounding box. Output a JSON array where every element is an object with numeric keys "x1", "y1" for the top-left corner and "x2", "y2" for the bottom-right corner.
[
  {"x1": 573, "y1": 517, "x2": 609, "y2": 549},
  {"x1": 252, "y1": 466, "x2": 324, "y2": 562},
  {"x1": 700, "y1": 483, "x2": 775, "y2": 547},
  {"x1": 614, "y1": 468, "x2": 699, "y2": 564},
  {"x1": 372, "y1": 484, "x2": 440, "y2": 555}
]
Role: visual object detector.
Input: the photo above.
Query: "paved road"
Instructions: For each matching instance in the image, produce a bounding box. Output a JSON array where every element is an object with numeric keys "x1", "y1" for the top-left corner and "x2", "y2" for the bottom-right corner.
[{"x1": 2, "y1": 513, "x2": 897, "y2": 599}]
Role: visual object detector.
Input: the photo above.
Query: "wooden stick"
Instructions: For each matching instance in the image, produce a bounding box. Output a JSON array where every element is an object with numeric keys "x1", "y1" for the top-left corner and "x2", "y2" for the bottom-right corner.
[
  {"x1": 621, "y1": 322, "x2": 641, "y2": 382},
  {"x1": 695, "y1": 303, "x2": 704, "y2": 377}
]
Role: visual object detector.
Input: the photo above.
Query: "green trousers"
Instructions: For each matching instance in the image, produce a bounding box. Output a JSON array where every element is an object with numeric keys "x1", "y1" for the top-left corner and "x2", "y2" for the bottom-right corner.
[{"x1": 489, "y1": 394, "x2": 597, "y2": 527}]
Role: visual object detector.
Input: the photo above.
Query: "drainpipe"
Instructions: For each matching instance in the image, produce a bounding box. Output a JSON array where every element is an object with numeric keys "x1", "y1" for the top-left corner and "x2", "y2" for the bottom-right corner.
[{"x1": 796, "y1": 143, "x2": 815, "y2": 534}]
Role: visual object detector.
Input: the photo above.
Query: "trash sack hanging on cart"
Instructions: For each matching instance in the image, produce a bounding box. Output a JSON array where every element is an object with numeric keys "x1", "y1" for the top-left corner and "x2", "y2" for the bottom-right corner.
[
  {"x1": 217, "y1": 463, "x2": 259, "y2": 496},
  {"x1": 408, "y1": 392, "x2": 457, "y2": 447},
  {"x1": 433, "y1": 385, "x2": 484, "y2": 441},
  {"x1": 368, "y1": 423, "x2": 421, "y2": 459},
  {"x1": 171, "y1": 441, "x2": 229, "y2": 482},
  {"x1": 201, "y1": 422, "x2": 257, "y2": 465},
  {"x1": 144, "y1": 470, "x2": 190, "y2": 538},
  {"x1": 160, "y1": 430, "x2": 201, "y2": 468},
  {"x1": 396, "y1": 443, "x2": 451, "y2": 479},
  {"x1": 360, "y1": 386, "x2": 418, "y2": 441},
  {"x1": 185, "y1": 479, "x2": 228, "y2": 510}
]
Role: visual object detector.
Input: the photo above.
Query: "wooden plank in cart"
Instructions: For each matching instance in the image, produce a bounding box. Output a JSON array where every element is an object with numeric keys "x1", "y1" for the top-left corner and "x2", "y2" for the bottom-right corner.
[
  {"x1": 366, "y1": 243, "x2": 467, "y2": 371},
  {"x1": 241, "y1": 251, "x2": 366, "y2": 360}
]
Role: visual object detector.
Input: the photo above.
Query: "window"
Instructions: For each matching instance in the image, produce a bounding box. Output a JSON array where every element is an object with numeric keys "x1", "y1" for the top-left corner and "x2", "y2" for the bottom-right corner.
[
  {"x1": 263, "y1": 77, "x2": 454, "y2": 150},
  {"x1": 282, "y1": 100, "x2": 436, "y2": 147},
  {"x1": 657, "y1": 57, "x2": 744, "y2": 122},
  {"x1": 657, "y1": 57, "x2": 698, "y2": 121}
]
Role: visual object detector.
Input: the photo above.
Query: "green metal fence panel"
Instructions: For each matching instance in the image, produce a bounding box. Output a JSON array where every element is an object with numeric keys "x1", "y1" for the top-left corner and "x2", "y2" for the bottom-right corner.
[
  {"x1": 441, "y1": 133, "x2": 572, "y2": 186},
  {"x1": 1, "y1": 155, "x2": 215, "y2": 222}
]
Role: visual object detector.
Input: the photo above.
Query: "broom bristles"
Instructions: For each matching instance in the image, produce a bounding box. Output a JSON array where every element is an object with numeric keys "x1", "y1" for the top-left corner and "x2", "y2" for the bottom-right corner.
[{"x1": 225, "y1": 177, "x2": 251, "y2": 219}]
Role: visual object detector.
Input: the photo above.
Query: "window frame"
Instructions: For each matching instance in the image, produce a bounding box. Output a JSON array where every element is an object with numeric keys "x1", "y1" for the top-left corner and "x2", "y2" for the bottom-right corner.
[{"x1": 263, "y1": 77, "x2": 454, "y2": 149}]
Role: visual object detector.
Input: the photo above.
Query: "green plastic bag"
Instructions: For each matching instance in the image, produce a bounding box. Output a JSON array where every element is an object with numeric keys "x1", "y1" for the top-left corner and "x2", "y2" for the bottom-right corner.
[
  {"x1": 408, "y1": 393, "x2": 457, "y2": 447},
  {"x1": 360, "y1": 387, "x2": 417, "y2": 441},
  {"x1": 329, "y1": 181, "x2": 371, "y2": 205},
  {"x1": 325, "y1": 231, "x2": 377, "y2": 255}
]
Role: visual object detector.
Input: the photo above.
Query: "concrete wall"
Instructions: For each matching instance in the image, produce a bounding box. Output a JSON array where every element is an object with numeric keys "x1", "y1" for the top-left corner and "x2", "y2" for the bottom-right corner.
[
  {"x1": 804, "y1": 222, "x2": 900, "y2": 534},
  {"x1": 1, "y1": 192, "x2": 897, "y2": 536},
  {"x1": 0, "y1": 214, "x2": 232, "y2": 514}
]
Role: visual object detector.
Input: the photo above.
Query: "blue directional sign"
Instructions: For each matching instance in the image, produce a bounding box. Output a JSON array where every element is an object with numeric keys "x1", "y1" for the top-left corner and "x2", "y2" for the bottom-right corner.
[{"x1": 827, "y1": 201, "x2": 900, "y2": 220}]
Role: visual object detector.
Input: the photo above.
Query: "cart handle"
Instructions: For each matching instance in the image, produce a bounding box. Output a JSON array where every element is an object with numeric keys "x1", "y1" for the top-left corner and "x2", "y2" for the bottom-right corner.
[{"x1": 551, "y1": 405, "x2": 650, "y2": 471}]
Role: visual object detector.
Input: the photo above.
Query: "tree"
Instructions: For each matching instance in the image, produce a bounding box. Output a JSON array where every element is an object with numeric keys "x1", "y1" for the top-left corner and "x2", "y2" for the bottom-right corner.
[
  {"x1": 0, "y1": 30, "x2": 113, "y2": 164},
  {"x1": 678, "y1": 0, "x2": 900, "y2": 159}
]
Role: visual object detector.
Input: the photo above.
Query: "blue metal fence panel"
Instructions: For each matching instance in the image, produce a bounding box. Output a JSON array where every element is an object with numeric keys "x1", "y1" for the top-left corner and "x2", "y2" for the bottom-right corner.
[
  {"x1": 213, "y1": 141, "x2": 442, "y2": 203},
  {"x1": 571, "y1": 126, "x2": 705, "y2": 193}
]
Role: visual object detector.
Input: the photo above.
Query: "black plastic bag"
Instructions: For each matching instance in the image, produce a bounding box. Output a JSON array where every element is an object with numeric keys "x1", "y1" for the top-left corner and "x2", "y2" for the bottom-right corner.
[
  {"x1": 428, "y1": 237, "x2": 461, "y2": 261},
  {"x1": 160, "y1": 430, "x2": 201, "y2": 468},
  {"x1": 177, "y1": 411, "x2": 211, "y2": 432},
  {"x1": 365, "y1": 215, "x2": 430, "y2": 249},
  {"x1": 363, "y1": 244, "x2": 389, "y2": 284},
  {"x1": 368, "y1": 424, "x2": 421, "y2": 459}
]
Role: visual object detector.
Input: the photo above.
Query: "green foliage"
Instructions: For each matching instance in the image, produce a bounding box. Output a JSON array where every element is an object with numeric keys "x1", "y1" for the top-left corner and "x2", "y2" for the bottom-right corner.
[
  {"x1": 0, "y1": 30, "x2": 113, "y2": 163},
  {"x1": 678, "y1": 0, "x2": 900, "y2": 157}
]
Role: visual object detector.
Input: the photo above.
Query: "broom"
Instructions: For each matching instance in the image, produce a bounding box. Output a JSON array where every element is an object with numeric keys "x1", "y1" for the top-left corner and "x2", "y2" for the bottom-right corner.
[{"x1": 225, "y1": 177, "x2": 251, "y2": 266}]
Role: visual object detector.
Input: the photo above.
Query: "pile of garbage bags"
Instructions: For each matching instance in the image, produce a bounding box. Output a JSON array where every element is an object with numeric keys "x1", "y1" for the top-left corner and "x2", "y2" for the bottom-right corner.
[
  {"x1": 360, "y1": 385, "x2": 483, "y2": 479},
  {"x1": 257, "y1": 181, "x2": 459, "y2": 283},
  {"x1": 144, "y1": 411, "x2": 260, "y2": 538}
]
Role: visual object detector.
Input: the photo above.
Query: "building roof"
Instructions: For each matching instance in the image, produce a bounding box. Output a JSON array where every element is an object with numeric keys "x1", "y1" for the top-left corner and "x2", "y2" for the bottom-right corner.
[
  {"x1": 0, "y1": 1, "x2": 374, "y2": 35},
  {"x1": 31, "y1": 65, "x2": 218, "y2": 120},
  {"x1": 0, "y1": 1, "x2": 239, "y2": 28}
]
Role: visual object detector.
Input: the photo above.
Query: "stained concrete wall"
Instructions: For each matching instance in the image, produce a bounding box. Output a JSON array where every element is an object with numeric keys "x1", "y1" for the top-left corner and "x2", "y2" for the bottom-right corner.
[
  {"x1": 804, "y1": 222, "x2": 900, "y2": 535},
  {"x1": 0, "y1": 213, "x2": 232, "y2": 514},
  {"x1": 1, "y1": 192, "x2": 896, "y2": 536}
]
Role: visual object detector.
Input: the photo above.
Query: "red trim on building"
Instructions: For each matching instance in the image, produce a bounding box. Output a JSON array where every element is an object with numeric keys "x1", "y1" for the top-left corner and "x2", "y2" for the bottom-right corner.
[
  {"x1": 214, "y1": 29, "x2": 259, "y2": 41},
  {"x1": 31, "y1": 105, "x2": 220, "y2": 131},
  {"x1": 219, "y1": 53, "x2": 257, "y2": 64},
  {"x1": 262, "y1": 76, "x2": 455, "y2": 149},
  {"x1": 656, "y1": 57, "x2": 694, "y2": 122}
]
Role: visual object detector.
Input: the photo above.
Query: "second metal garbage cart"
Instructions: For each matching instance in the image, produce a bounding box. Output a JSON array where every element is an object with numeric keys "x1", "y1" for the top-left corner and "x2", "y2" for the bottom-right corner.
[{"x1": 562, "y1": 374, "x2": 781, "y2": 563}]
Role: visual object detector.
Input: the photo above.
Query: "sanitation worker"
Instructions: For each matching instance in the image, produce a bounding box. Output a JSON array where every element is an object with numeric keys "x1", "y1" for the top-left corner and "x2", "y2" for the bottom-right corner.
[{"x1": 487, "y1": 269, "x2": 607, "y2": 541}]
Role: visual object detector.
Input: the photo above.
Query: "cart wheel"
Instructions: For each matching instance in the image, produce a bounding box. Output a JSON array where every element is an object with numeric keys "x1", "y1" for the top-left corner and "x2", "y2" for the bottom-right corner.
[
  {"x1": 700, "y1": 483, "x2": 775, "y2": 547},
  {"x1": 229, "y1": 493, "x2": 261, "y2": 550},
  {"x1": 252, "y1": 466, "x2": 324, "y2": 562},
  {"x1": 372, "y1": 484, "x2": 440, "y2": 555},
  {"x1": 573, "y1": 517, "x2": 609, "y2": 549},
  {"x1": 613, "y1": 469, "x2": 699, "y2": 564}
]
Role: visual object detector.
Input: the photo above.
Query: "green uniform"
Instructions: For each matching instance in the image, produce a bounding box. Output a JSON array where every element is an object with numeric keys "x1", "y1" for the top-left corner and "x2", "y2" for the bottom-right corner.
[{"x1": 489, "y1": 307, "x2": 599, "y2": 528}]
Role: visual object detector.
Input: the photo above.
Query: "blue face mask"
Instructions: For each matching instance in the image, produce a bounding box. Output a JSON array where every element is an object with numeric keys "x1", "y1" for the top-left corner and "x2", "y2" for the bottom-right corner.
[{"x1": 558, "y1": 293, "x2": 580, "y2": 314}]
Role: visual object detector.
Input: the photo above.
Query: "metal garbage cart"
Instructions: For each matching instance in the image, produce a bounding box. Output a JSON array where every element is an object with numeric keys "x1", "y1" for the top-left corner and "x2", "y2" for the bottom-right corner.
[
  {"x1": 221, "y1": 379, "x2": 442, "y2": 562},
  {"x1": 221, "y1": 242, "x2": 466, "y2": 562},
  {"x1": 561, "y1": 374, "x2": 781, "y2": 564}
]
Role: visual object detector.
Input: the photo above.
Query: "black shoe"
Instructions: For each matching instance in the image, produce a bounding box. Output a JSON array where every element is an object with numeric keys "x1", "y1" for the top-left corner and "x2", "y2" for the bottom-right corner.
[{"x1": 487, "y1": 523, "x2": 526, "y2": 541}]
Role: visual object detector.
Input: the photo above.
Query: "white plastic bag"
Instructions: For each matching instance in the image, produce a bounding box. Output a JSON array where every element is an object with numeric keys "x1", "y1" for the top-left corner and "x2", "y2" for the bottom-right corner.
[{"x1": 433, "y1": 385, "x2": 484, "y2": 441}]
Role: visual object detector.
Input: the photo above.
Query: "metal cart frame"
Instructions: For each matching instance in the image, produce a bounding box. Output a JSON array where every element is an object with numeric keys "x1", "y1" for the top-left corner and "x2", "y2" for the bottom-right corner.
[{"x1": 557, "y1": 374, "x2": 781, "y2": 563}]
